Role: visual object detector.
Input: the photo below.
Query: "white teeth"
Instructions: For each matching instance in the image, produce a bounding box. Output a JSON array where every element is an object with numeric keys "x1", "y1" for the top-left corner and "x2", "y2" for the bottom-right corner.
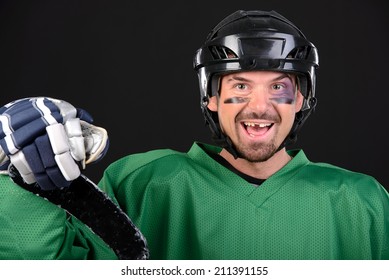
[{"x1": 244, "y1": 122, "x2": 271, "y2": 127}]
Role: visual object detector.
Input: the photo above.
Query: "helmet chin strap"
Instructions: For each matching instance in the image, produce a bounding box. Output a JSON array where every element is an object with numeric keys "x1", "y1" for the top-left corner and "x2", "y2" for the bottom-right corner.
[{"x1": 201, "y1": 100, "x2": 239, "y2": 159}]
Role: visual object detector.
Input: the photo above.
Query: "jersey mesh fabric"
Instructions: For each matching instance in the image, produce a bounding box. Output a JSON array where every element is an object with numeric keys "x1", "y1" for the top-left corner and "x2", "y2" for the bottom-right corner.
[
  {"x1": 99, "y1": 142, "x2": 389, "y2": 260},
  {"x1": 0, "y1": 175, "x2": 117, "y2": 260}
]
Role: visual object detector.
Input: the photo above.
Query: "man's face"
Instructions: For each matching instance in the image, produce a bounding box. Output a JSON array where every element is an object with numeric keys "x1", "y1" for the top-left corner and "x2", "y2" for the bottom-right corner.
[{"x1": 207, "y1": 71, "x2": 304, "y2": 162}]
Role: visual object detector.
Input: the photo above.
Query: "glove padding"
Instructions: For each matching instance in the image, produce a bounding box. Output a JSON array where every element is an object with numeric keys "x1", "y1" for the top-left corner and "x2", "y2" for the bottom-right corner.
[{"x1": 0, "y1": 97, "x2": 108, "y2": 190}]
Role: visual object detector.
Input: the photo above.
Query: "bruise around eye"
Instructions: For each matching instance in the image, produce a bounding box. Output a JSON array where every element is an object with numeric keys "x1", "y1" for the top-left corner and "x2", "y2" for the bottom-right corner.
[{"x1": 269, "y1": 83, "x2": 296, "y2": 104}]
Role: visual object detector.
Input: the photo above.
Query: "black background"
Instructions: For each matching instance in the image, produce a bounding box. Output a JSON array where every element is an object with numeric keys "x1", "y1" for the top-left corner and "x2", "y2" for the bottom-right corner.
[{"x1": 1, "y1": 0, "x2": 388, "y2": 191}]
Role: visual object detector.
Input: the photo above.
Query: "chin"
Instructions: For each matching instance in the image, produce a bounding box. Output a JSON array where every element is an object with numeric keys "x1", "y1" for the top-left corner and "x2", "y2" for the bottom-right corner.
[{"x1": 236, "y1": 143, "x2": 278, "y2": 163}]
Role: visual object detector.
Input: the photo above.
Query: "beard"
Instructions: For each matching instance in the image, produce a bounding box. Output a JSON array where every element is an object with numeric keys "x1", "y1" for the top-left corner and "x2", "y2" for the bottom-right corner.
[{"x1": 234, "y1": 139, "x2": 279, "y2": 163}]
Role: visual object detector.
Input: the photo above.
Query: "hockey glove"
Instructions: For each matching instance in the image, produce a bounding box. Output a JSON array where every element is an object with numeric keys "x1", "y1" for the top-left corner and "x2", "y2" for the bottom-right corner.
[{"x1": 0, "y1": 97, "x2": 108, "y2": 190}]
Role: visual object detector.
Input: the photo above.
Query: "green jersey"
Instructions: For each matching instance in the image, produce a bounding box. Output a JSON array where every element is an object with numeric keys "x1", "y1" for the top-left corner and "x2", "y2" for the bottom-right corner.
[
  {"x1": 1, "y1": 142, "x2": 388, "y2": 260},
  {"x1": 99, "y1": 142, "x2": 389, "y2": 260}
]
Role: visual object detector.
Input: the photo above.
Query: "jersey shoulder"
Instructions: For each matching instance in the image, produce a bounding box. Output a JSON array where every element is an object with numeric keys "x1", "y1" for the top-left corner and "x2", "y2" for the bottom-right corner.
[
  {"x1": 302, "y1": 160, "x2": 387, "y2": 199},
  {"x1": 108, "y1": 148, "x2": 188, "y2": 171},
  {"x1": 102, "y1": 148, "x2": 195, "y2": 183}
]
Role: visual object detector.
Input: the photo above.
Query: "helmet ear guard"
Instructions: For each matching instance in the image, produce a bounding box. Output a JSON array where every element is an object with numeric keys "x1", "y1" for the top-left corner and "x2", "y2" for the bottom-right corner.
[{"x1": 194, "y1": 10, "x2": 319, "y2": 157}]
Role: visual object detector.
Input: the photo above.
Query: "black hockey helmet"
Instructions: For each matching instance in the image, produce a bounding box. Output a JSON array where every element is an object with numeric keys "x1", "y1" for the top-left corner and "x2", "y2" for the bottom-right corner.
[{"x1": 193, "y1": 10, "x2": 319, "y2": 158}]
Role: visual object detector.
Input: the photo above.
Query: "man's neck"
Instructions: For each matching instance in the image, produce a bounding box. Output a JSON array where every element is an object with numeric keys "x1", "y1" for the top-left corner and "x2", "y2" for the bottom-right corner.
[{"x1": 219, "y1": 148, "x2": 292, "y2": 180}]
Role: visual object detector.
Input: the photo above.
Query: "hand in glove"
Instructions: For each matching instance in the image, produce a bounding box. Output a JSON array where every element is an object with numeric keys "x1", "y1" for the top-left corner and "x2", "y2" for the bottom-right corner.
[{"x1": 0, "y1": 97, "x2": 108, "y2": 190}]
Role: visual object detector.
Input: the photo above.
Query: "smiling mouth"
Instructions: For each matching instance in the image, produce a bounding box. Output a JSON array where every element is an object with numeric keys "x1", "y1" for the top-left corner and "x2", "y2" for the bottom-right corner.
[{"x1": 242, "y1": 121, "x2": 273, "y2": 137}]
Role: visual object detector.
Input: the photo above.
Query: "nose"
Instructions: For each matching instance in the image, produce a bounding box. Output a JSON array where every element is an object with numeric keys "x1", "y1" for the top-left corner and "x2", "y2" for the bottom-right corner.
[{"x1": 247, "y1": 88, "x2": 270, "y2": 112}]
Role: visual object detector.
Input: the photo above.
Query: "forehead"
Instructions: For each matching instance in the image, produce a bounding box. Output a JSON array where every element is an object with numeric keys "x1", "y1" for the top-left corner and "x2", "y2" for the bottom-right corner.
[{"x1": 221, "y1": 71, "x2": 296, "y2": 83}]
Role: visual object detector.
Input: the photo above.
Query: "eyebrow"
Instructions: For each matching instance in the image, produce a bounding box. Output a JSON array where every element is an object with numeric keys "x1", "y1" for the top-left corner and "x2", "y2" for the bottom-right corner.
[
  {"x1": 270, "y1": 73, "x2": 293, "y2": 83},
  {"x1": 225, "y1": 73, "x2": 294, "y2": 84}
]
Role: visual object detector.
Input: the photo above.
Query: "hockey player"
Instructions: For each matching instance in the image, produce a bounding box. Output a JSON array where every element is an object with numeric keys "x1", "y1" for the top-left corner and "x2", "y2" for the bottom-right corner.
[{"x1": 0, "y1": 10, "x2": 388, "y2": 259}]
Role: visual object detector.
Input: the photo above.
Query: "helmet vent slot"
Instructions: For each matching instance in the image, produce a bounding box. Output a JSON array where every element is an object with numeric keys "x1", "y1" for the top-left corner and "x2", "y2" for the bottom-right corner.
[
  {"x1": 287, "y1": 46, "x2": 311, "y2": 59},
  {"x1": 209, "y1": 46, "x2": 238, "y2": 59}
]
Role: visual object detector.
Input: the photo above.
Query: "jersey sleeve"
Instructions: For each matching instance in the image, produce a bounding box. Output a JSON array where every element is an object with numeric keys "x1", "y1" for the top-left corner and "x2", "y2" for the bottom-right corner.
[
  {"x1": 376, "y1": 182, "x2": 389, "y2": 259},
  {"x1": 0, "y1": 175, "x2": 117, "y2": 260}
]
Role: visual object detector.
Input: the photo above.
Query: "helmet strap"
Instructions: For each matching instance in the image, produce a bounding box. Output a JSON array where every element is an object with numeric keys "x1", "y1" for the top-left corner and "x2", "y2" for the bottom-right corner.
[
  {"x1": 276, "y1": 96, "x2": 317, "y2": 152},
  {"x1": 202, "y1": 103, "x2": 240, "y2": 159}
]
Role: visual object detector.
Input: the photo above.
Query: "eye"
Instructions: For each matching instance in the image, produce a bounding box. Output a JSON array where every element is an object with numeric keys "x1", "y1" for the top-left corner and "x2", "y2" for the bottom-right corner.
[
  {"x1": 235, "y1": 83, "x2": 248, "y2": 90},
  {"x1": 272, "y1": 83, "x2": 284, "y2": 90}
]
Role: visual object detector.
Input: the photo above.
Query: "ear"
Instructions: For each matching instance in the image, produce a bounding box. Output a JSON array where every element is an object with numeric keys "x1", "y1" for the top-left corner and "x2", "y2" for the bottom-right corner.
[
  {"x1": 207, "y1": 96, "x2": 218, "y2": 112},
  {"x1": 295, "y1": 91, "x2": 304, "y2": 112}
]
